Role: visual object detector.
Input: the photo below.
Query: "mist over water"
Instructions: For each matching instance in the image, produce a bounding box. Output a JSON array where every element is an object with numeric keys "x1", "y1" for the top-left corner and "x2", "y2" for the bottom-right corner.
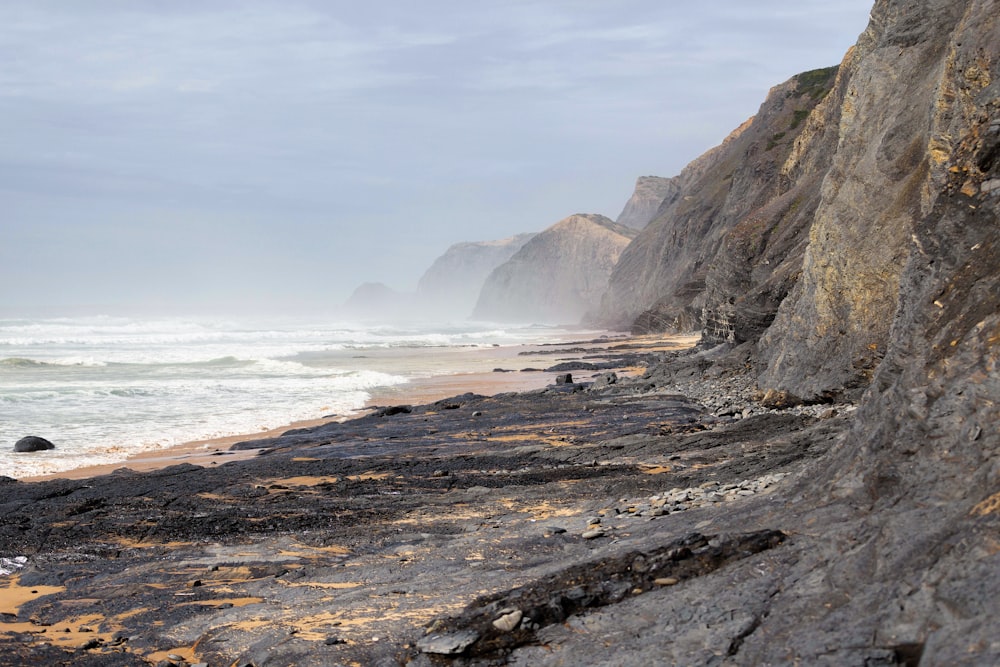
[{"x1": 0, "y1": 315, "x2": 582, "y2": 479}]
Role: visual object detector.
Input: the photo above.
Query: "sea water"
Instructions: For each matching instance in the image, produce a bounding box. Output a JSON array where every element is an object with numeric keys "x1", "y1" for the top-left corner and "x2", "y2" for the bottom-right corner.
[{"x1": 0, "y1": 316, "x2": 581, "y2": 479}]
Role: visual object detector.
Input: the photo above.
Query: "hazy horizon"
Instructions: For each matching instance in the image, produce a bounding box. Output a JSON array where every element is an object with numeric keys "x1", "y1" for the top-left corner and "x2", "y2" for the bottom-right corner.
[{"x1": 2, "y1": 1, "x2": 874, "y2": 318}]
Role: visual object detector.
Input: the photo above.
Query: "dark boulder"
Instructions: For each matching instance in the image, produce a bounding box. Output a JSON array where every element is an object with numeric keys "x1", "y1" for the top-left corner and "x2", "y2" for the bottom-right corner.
[{"x1": 14, "y1": 436, "x2": 55, "y2": 453}]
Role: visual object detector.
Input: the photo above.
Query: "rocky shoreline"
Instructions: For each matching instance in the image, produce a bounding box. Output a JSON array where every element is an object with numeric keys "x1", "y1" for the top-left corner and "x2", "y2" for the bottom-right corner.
[{"x1": 0, "y1": 337, "x2": 870, "y2": 666}]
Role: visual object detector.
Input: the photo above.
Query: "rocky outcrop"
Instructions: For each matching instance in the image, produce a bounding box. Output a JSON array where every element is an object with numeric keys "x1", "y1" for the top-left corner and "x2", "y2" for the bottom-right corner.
[
  {"x1": 474, "y1": 214, "x2": 636, "y2": 324},
  {"x1": 593, "y1": 66, "x2": 840, "y2": 333},
  {"x1": 614, "y1": 176, "x2": 679, "y2": 229},
  {"x1": 416, "y1": 233, "x2": 536, "y2": 319}
]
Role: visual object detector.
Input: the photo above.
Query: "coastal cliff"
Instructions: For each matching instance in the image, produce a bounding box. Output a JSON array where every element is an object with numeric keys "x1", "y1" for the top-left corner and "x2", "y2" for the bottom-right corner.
[
  {"x1": 416, "y1": 234, "x2": 536, "y2": 319},
  {"x1": 757, "y1": 0, "x2": 998, "y2": 399},
  {"x1": 614, "y1": 176, "x2": 679, "y2": 230},
  {"x1": 474, "y1": 214, "x2": 636, "y2": 323},
  {"x1": 593, "y1": 66, "x2": 839, "y2": 334}
]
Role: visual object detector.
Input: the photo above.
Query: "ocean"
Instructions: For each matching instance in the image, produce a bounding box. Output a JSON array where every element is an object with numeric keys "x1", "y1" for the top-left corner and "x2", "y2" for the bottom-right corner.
[{"x1": 0, "y1": 316, "x2": 585, "y2": 479}]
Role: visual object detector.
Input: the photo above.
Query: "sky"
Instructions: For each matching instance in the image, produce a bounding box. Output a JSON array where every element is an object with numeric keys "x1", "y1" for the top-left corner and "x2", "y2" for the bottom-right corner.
[{"x1": 1, "y1": 1, "x2": 874, "y2": 317}]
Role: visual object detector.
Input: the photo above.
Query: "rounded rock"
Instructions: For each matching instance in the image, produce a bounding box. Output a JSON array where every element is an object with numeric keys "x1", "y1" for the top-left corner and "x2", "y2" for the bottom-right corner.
[{"x1": 14, "y1": 436, "x2": 55, "y2": 453}]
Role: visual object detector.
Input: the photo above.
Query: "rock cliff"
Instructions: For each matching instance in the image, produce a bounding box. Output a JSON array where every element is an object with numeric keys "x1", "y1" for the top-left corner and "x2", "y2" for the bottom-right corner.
[
  {"x1": 416, "y1": 233, "x2": 536, "y2": 319},
  {"x1": 757, "y1": 0, "x2": 997, "y2": 400},
  {"x1": 614, "y1": 176, "x2": 679, "y2": 229},
  {"x1": 474, "y1": 214, "x2": 636, "y2": 324},
  {"x1": 593, "y1": 66, "x2": 840, "y2": 333},
  {"x1": 750, "y1": 1, "x2": 1000, "y2": 660},
  {"x1": 579, "y1": 1, "x2": 1000, "y2": 660}
]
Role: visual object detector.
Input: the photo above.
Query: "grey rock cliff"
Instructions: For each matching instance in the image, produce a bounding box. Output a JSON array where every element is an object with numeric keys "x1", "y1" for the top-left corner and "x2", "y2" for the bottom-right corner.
[
  {"x1": 593, "y1": 66, "x2": 840, "y2": 333},
  {"x1": 579, "y1": 1, "x2": 1000, "y2": 661},
  {"x1": 614, "y1": 176, "x2": 679, "y2": 229},
  {"x1": 416, "y1": 234, "x2": 536, "y2": 319},
  {"x1": 756, "y1": 0, "x2": 995, "y2": 400},
  {"x1": 474, "y1": 214, "x2": 636, "y2": 324}
]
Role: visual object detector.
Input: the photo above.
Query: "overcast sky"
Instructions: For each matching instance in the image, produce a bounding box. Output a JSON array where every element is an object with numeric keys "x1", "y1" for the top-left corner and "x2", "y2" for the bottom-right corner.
[{"x1": 1, "y1": 1, "x2": 873, "y2": 317}]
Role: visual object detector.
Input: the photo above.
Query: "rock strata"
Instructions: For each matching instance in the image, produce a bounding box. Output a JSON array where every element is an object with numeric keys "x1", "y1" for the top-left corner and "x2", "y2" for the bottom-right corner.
[{"x1": 0, "y1": 339, "x2": 851, "y2": 666}]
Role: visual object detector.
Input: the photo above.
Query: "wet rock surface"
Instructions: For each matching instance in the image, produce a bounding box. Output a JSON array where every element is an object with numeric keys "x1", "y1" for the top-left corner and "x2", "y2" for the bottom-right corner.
[
  {"x1": 0, "y1": 341, "x2": 851, "y2": 666},
  {"x1": 0, "y1": 328, "x2": 996, "y2": 665}
]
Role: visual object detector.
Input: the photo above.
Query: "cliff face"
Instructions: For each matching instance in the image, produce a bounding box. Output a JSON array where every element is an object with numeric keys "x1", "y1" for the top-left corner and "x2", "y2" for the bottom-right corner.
[
  {"x1": 764, "y1": 2, "x2": 998, "y2": 660},
  {"x1": 473, "y1": 214, "x2": 636, "y2": 324},
  {"x1": 604, "y1": 3, "x2": 1000, "y2": 658},
  {"x1": 614, "y1": 176, "x2": 679, "y2": 229},
  {"x1": 593, "y1": 67, "x2": 840, "y2": 333},
  {"x1": 416, "y1": 233, "x2": 536, "y2": 319},
  {"x1": 757, "y1": 0, "x2": 996, "y2": 400}
]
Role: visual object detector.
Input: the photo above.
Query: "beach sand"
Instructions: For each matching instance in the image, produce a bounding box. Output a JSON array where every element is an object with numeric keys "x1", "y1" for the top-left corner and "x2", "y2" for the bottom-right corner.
[{"x1": 22, "y1": 333, "x2": 693, "y2": 483}]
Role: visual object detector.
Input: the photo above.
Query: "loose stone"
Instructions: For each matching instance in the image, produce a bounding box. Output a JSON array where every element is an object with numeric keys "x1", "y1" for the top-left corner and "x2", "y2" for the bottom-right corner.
[
  {"x1": 654, "y1": 577, "x2": 679, "y2": 586},
  {"x1": 492, "y1": 609, "x2": 523, "y2": 632},
  {"x1": 581, "y1": 529, "x2": 606, "y2": 539}
]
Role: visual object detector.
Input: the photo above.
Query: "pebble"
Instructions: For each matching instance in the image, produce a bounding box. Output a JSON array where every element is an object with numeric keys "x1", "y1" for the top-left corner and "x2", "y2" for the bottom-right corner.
[
  {"x1": 492, "y1": 609, "x2": 523, "y2": 632},
  {"x1": 654, "y1": 577, "x2": 679, "y2": 586},
  {"x1": 581, "y1": 529, "x2": 606, "y2": 539}
]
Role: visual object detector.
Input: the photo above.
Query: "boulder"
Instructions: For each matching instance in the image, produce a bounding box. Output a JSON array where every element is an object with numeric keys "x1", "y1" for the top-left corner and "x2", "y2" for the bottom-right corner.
[{"x1": 14, "y1": 436, "x2": 55, "y2": 453}]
